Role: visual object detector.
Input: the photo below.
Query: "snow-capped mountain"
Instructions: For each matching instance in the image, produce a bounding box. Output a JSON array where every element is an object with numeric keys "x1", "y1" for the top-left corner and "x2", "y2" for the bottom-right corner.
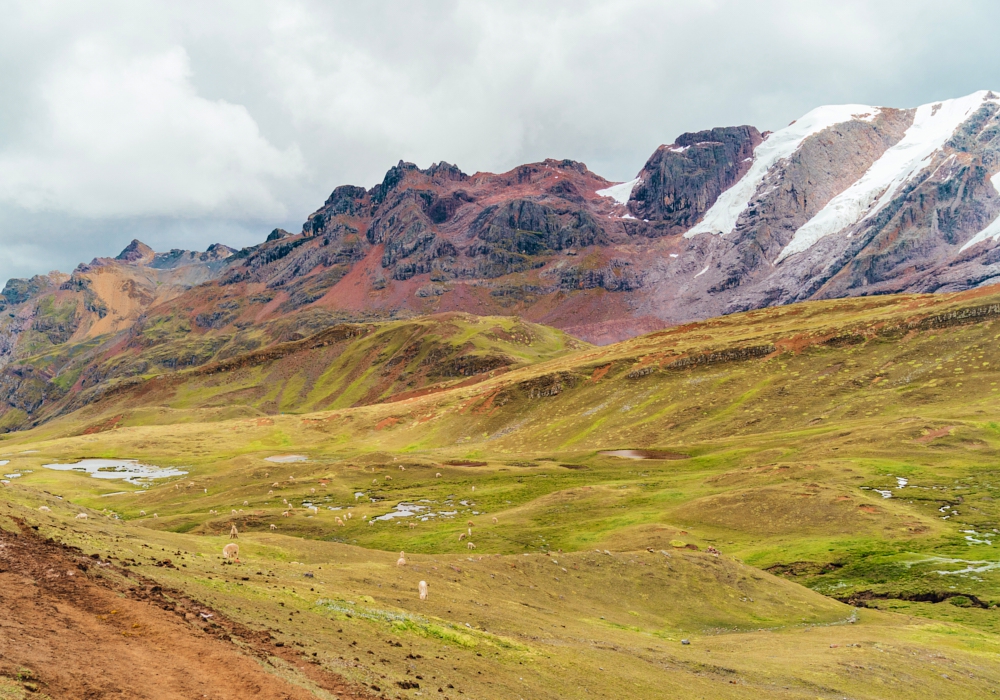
[
  {"x1": 618, "y1": 90, "x2": 1000, "y2": 326},
  {"x1": 6, "y1": 91, "x2": 1000, "y2": 354}
]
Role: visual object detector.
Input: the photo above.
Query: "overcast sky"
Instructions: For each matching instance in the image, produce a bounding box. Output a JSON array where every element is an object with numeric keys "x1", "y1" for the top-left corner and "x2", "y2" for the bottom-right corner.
[{"x1": 3, "y1": 0, "x2": 1000, "y2": 284}]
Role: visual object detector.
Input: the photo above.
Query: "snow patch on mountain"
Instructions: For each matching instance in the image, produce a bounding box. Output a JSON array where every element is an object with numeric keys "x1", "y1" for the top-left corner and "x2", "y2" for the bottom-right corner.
[
  {"x1": 961, "y1": 171, "x2": 1000, "y2": 252},
  {"x1": 596, "y1": 178, "x2": 640, "y2": 204},
  {"x1": 684, "y1": 104, "x2": 877, "y2": 238},
  {"x1": 777, "y1": 91, "x2": 997, "y2": 263}
]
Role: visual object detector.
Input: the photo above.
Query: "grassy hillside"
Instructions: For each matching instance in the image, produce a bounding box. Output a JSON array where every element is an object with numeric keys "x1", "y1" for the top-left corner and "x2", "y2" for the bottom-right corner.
[
  {"x1": 2, "y1": 312, "x2": 585, "y2": 431},
  {"x1": 3, "y1": 286, "x2": 1000, "y2": 697}
]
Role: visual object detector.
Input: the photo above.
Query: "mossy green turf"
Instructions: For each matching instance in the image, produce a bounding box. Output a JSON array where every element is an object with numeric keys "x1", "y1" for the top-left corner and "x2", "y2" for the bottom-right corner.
[{"x1": 3, "y1": 289, "x2": 1000, "y2": 696}]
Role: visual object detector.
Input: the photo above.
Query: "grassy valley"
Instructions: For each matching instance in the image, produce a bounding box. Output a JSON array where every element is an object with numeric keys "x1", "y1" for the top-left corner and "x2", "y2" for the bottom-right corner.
[{"x1": 2, "y1": 287, "x2": 1000, "y2": 697}]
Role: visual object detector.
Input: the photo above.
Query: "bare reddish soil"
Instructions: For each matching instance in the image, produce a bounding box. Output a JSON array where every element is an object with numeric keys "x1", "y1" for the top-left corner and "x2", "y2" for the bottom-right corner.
[{"x1": 0, "y1": 523, "x2": 373, "y2": 699}]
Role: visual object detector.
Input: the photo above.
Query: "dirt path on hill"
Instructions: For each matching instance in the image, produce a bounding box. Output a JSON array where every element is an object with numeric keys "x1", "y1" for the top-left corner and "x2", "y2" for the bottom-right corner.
[{"x1": 0, "y1": 522, "x2": 375, "y2": 699}]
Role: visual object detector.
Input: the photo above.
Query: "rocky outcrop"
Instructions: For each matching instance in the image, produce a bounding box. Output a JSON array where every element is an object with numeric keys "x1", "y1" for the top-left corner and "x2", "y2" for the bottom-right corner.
[
  {"x1": 115, "y1": 239, "x2": 156, "y2": 265},
  {"x1": 198, "y1": 156, "x2": 637, "y2": 338},
  {"x1": 628, "y1": 126, "x2": 762, "y2": 232},
  {"x1": 1, "y1": 275, "x2": 54, "y2": 307}
]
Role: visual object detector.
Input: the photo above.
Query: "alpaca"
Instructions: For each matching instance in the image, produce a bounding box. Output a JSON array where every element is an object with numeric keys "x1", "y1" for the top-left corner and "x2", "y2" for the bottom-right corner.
[{"x1": 222, "y1": 543, "x2": 240, "y2": 562}]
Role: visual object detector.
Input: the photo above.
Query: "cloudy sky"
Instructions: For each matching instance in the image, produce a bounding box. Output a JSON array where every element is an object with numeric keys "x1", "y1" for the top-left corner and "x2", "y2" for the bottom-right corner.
[{"x1": 2, "y1": 0, "x2": 999, "y2": 284}]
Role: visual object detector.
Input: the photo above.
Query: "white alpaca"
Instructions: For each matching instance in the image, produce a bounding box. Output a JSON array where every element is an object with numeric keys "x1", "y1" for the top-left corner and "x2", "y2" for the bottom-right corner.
[
  {"x1": 140, "y1": 511, "x2": 146, "y2": 516},
  {"x1": 397, "y1": 551, "x2": 406, "y2": 566},
  {"x1": 38, "y1": 506, "x2": 51, "y2": 512},
  {"x1": 492, "y1": 517, "x2": 498, "y2": 524},
  {"x1": 270, "y1": 524, "x2": 277, "y2": 530},
  {"x1": 222, "y1": 543, "x2": 240, "y2": 562},
  {"x1": 467, "y1": 542, "x2": 476, "y2": 550},
  {"x1": 435, "y1": 473, "x2": 441, "y2": 478},
  {"x1": 418, "y1": 580, "x2": 428, "y2": 600},
  {"x1": 243, "y1": 501, "x2": 248, "y2": 506},
  {"x1": 230, "y1": 524, "x2": 239, "y2": 539},
  {"x1": 76, "y1": 513, "x2": 87, "y2": 520},
  {"x1": 458, "y1": 532, "x2": 466, "y2": 541}
]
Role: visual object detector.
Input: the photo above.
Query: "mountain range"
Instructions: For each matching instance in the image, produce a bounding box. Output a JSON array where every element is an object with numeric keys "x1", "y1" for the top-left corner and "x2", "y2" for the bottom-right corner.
[{"x1": 5, "y1": 90, "x2": 1000, "y2": 431}]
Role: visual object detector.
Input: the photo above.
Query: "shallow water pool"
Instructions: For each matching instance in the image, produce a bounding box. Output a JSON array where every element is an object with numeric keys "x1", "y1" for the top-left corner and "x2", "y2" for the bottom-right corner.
[
  {"x1": 42, "y1": 459, "x2": 187, "y2": 484},
  {"x1": 373, "y1": 503, "x2": 428, "y2": 521}
]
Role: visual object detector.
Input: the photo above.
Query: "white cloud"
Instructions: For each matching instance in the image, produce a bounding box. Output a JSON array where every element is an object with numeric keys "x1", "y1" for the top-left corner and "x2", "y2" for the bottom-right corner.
[
  {"x1": 0, "y1": 41, "x2": 302, "y2": 218},
  {"x1": 1, "y1": 0, "x2": 1000, "y2": 284}
]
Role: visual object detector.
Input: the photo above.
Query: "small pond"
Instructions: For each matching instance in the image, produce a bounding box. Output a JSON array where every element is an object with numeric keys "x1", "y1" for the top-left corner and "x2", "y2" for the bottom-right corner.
[
  {"x1": 42, "y1": 459, "x2": 188, "y2": 484},
  {"x1": 373, "y1": 503, "x2": 428, "y2": 521}
]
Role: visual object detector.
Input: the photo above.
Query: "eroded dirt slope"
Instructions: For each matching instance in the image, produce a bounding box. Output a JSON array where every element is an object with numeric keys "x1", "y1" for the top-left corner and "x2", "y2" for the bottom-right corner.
[{"x1": 0, "y1": 522, "x2": 372, "y2": 699}]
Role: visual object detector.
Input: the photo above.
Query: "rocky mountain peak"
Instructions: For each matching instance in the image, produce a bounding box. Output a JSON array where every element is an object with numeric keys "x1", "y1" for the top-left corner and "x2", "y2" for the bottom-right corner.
[
  {"x1": 115, "y1": 239, "x2": 156, "y2": 265},
  {"x1": 266, "y1": 228, "x2": 293, "y2": 242},
  {"x1": 202, "y1": 243, "x2": 236, "y2": 260},
  {"x1": 628, "y1": 125, "x2": 763, "y2": 231}
]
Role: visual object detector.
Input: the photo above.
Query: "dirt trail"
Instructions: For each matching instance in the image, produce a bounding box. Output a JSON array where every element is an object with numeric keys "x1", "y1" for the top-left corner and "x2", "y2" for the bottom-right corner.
[{"x1": 0, "y1": 523, "x2": 372, "y2": 699}]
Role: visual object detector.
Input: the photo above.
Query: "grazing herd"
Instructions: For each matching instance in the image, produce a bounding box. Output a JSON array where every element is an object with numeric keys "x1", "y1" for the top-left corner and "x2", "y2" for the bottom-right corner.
[
  {"x1": 189, "y1": 467, "x2": 495, "y2": 557},
  {"x1": 48, "y1": 461, "x2": 530, "y2": 605},
  {"x1": 29, "y1": 457, "x2": 733, "y2": 626}
]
